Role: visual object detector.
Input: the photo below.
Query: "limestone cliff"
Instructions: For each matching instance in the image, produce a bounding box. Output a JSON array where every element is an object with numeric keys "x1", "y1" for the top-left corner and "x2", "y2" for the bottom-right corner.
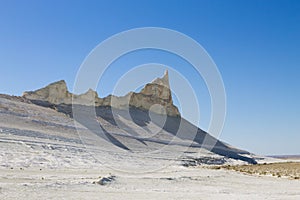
[
  {"x1": 23, "y1": 80, "x2": 72, "y2": 104},
  {"x1": 23, "y1": 70, "x2": 180, "y2": 117}
]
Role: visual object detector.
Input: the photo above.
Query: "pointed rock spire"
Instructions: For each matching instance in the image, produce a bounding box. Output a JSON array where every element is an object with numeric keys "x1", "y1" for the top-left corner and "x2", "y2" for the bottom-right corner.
[
  {"x1": 152, "y1": 69, "x2": 170, "y2": 88},
  {"x1": 163, "y1": 69, "x2": 169, "y2": 85},
  {"x1": 140, "y1": 69, "x2": 172, "y2": 101},
  {"x1": 132, "y1": 69, "x2": 179, "y2": 116}
]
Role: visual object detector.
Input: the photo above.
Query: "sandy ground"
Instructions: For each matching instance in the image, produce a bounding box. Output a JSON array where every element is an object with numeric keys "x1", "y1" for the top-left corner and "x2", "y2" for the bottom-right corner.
[
  {"x1": 213, "y1": 162, "x2": 300, "y2": 179},
  {"x1": 1, "y1": 166, "x2": 300, "y2": 200}
]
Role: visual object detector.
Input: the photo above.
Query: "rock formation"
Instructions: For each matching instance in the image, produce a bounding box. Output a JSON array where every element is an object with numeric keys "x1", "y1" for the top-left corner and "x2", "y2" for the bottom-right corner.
[
  {"x1": 18, "y1": 70, "x2": 258, "y2": 164},
  {"x1": 23, "y1": 80, "x2": 72, "y2": 105},
  {"x1": 23, "y1": 70, "x2": 180, "y2": 117}
]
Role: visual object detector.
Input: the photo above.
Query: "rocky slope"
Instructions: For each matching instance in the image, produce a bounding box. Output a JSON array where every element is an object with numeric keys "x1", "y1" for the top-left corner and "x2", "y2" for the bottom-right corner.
[{"x1": 19, "y1": 71, "x2": 257, "y2": 164}]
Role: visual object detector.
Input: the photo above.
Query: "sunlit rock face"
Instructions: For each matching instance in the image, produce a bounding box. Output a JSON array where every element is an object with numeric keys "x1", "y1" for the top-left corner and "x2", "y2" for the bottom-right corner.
[
  {"x1": 22, "y1": 70, "x2": 180, "y2": 117},
  {"x1": 23, "y1": 80, "x2": 72, "y2": 104},
  {"x1": 128, "y1": 70, "x2": 179, "y2": 116}
]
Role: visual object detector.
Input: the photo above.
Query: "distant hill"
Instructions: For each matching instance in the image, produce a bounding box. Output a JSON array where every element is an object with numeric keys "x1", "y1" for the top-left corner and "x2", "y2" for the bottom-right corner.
[{"x1": 270, "y1": 155, "x2": 300, "y2": 160}]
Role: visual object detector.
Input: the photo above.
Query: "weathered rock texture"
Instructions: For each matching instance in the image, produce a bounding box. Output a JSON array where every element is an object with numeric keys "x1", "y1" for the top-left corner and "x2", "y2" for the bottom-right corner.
[
  {"x1": 23, "y1": 80, "x2": 72, "y2": 104},
  {"x1": 23, "y1": 70, "x2": 180, "y2": 116}
]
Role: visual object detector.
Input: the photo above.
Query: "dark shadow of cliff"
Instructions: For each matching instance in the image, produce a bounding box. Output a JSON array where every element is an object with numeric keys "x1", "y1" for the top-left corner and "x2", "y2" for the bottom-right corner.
[
  {"x1": 29, "y1": 100, "x2": 131, "y2": 151},
  {"x1": 118, "y1": 106, "x2": 257, "y2": 164},
  {"x1": 28, "y1": 100, "x2": 257, "y2": 164}
]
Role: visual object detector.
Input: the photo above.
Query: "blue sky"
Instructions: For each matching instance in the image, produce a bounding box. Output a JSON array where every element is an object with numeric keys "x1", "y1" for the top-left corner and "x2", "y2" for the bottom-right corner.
[{"x1": 0, "y1": 0, "x2": 299, "y2": 155}]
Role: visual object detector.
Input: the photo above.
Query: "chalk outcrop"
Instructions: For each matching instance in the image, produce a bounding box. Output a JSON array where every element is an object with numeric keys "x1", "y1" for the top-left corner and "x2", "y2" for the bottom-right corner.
[
  {"x1": 23, "y1": 80, "x2": 72, "y2": 104},
  {"x1": 23, "y1": 70, "x2": 180, "y2": 116},
  {"x1": 128, "y1": 70, "x2": 179, "y2": 116}
]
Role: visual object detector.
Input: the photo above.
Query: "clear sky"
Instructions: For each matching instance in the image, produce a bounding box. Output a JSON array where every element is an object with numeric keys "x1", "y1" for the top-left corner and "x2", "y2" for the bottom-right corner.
[{"x1": 0, "y1": 0, "x2": 299, "y2": 155}]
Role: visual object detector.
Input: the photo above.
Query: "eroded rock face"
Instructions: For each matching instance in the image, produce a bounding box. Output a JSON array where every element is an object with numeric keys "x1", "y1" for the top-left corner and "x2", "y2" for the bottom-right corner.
[
  {"x1": 140, "y1": 70, "x2": 171, "y2": 101},
  {"x1": 23, "y1": 80, "x2": 72, "y2": 104},
  {"x1": 128, "y1": 71, "x2": 179, "y2": 116},
  {"x1": 22, "y1": 70, "x2": 180, "y2": 117},
  {"x1": 74, "y1": 89, "x2": 99, "y2": 106}
]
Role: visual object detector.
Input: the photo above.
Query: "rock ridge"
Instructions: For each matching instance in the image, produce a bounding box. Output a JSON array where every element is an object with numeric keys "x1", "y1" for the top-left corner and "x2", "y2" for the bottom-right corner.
[{"x1": 23, "y1": 70, "x2": 180, "y2": 117}]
